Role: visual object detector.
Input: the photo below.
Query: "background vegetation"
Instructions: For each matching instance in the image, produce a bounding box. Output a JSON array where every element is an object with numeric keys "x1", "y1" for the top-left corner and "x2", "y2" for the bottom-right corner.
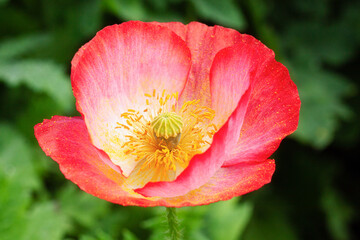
[{"x1": 0, "y1": 0, "x2": 359, "y2": 239}]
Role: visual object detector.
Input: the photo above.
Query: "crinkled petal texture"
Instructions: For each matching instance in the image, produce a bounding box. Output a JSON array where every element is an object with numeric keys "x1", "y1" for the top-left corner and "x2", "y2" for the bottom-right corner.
[
  {"x1": 34, "y1": 116, "x2": 275, "y2": 207},
  {"x1": 155, "y1": 21, "x2": 244, "y2": 127},
  {"x1": 34, "y1": 21, "x2": 300, "y2": 207},
  {"x1": 71, "y1": 21, "x2": 191, "y2": 176}
]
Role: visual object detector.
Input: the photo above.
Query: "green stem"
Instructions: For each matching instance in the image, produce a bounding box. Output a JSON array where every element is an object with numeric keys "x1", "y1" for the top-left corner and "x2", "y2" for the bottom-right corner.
[{"x1": 166, "y1": 207, "x2": 181, "y2": 240}]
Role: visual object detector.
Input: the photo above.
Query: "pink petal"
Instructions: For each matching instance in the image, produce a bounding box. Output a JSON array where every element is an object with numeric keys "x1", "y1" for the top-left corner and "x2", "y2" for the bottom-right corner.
[
  {"x1": 168, "y1": 159, "x2": 275, "y2": 206},
  {"x1": 34, "y1": 116, "x2": 150, "y2": 206},
  {"x1": 35, "y1": 115, "x2": 271, "y2": 207},
  {"x1": 71, "y1": 21, "x2": 191, "y2": 174},
  {"x1": 209, "y1": 35, "x2": 274, "y2": 127},
  {"x1": 224, "y1": 58, "x2": 300, "y2": 166},
  {"x1": 156, "y1": 22, "x2": 243, "y2": 107},
  {"x1": 136, "y1": 88, "x2": 251, "y2": 198}
]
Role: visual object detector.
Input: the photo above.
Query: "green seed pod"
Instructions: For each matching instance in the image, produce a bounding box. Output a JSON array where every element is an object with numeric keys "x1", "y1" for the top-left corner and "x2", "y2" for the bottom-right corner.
[{"x1": 151, "y1": 112, "x2": 183, "y2": 139}]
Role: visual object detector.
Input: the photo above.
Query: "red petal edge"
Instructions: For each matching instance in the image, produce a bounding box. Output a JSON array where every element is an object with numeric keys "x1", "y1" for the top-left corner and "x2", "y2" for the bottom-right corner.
[
  {"x1": 224, "y1": 58, "x2": 300, "y2": 166},
  {"x1": 34, "y1": 116, "x2": 274, "y2": 207},
  {"x1": 34, "y1": 116, "x2": 150, "y2": 206},
  {"x1": 209, "y1": 34, "x2": 274, "y2": 128},
  {"x1": 70, "y1": 21, "x2": 192, "y2": 176},
  {"x1": 188, "y1": 159, "x2": 275, "y2": 203},
  {"x1": 155, "y1": 21, "x2": 243, "y2": 108},
  {"x1": 34, "y1": 21, "x2": 297, "y2": 207},
  {"x1": 136, "y1": 88, "x2": 252, "y2": 198}
]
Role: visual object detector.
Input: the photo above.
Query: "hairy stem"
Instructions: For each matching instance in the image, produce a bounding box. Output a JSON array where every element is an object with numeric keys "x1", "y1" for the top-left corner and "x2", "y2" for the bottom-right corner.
[{"x1": 166, "y1": 207, "x2": 182, "y2": 240}]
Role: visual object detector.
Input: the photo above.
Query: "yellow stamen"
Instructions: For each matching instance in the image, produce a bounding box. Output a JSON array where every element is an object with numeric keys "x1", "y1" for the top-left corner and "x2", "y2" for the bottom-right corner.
[{"x1": 115, "y1": 90, "x2": 216, "y2": 186}]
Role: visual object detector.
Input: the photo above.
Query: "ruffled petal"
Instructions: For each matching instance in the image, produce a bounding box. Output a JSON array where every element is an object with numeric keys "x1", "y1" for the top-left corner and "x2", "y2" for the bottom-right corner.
[
  {"x1": 209, "y1": 35, "x2": 275, "y2": 127},
  {"x1": 35, "y1": 21, "x2": 299, "y2": 208},
  {"x1": 163, "y1": 159, "x2": 275, "y2": 207},
  {"x1": 223, "y1": 58, "x2": 300, "y2": 166},
  {"x1": 156, "y1": 22, "x2": 243, "y2": 107},
  {"x1": 34, "y1": 115, "x2": 273, "y2": 207},
  {"x1": 136, "y1": 88, "x2": 251, "y2": 198},
  {"x1": 71, "y1": 21, "x2": 191, "y2": 175},
  {"x1": 34, "y1": 116, "x2": 150, "y2": 206}
]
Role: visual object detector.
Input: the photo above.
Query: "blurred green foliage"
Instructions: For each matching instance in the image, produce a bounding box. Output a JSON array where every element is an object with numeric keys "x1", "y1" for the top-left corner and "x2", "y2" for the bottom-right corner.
[{"x1": 0, "y1": 0, "x2": 359, "y2": 239}]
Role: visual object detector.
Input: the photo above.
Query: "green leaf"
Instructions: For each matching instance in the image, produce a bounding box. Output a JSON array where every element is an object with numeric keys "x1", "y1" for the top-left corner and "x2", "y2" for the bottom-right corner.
[
  {"x1": 190, "y1": 0, "x2": 246, "y2": 29},
  {"x1": 66, "y1": 0, "x2": 102, "y2": 37},
  {"x1": 0, "y1": 0, "x2": 9, "y2": 6},
  {"x1": 143, "y1": 208, "x2": 167, "y2": 240},
  {"x1": 0, "y1": 126, "x2": 70, "y2": 240},
  {"x1": 80, "y1": 230, "x2": 114, "y2": 240},
  {"x1": 284, "y1": 21, "x2": 358, "y2": 66},
  {"x1": 243, "y1": 199, "x2": 299, "y2": 240},
  {"x1": 103, "y1": 0, "x2": 147, "y2": 21},
  {"x1": 0, "y1": 170, "x2": 31, "y2": 240},
  {"x1": 321, "y1": 187, "x2": 354, "y2": 240},
  {"x1": 0, "y1": 123, "x2": 39, "y2": 189},
  {"x1": 290, "y1": 65, "x2": 354, "y2": 149},
  {"x1": 0, "y1": 60, "x2": 73, "y2": 111},
  {"x1": 22, "y1": 202, "x2": 69, "y2": 240},
  {"x1": 205, "y1": 198, "x2": 253, "y2": 240},
  {"x1": 15, "y1": 94, "x2": 67, "y2": 139},
  {"x1": 176, "y1": 206, "x2": 209, "y2": 240},
  {"x1": 58, "y1": 184, "x2": 109, "y2": 228},
  {"x1": 0, "y1": 34, "x2": 52, "y2": 60},
  {"x1": 123, "y1": 229, "x2": 139, "y2": 240},
  {"x1": 42, "y1": 0, "x2": 101, "y2": 38},
  {"x1": 147, "y1": 0, "x2": 168, "y2": 11},
  {"x1": 0, "y1": 6, "x2": 39, "y2": 35},
  {"x1": 245, "y1": 0, "x2": 280, "y2": 52}
]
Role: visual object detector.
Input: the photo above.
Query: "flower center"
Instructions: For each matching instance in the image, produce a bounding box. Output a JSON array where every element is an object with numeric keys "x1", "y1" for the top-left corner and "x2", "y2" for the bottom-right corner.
[
  {"x1": 115, "y1": 90, "x2": 217, "y2": 188},
  {"x1": 151, "y1": 112, "x2": 183, "y2": 139}
]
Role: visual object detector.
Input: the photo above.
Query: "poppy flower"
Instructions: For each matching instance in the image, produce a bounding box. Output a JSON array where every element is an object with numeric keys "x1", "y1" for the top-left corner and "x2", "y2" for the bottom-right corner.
[{"x1": 34, "y1": 21, "x2": 300, "y2": 207}]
